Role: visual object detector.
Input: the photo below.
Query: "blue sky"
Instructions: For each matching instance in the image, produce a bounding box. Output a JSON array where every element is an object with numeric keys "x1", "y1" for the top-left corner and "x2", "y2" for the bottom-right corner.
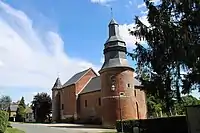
[
  {"x1": 4, "y1": 0, "x2": 144, "y2": 65},
  {"x1": 0, "y1": 0, "x2": 198, "y2": 104}
]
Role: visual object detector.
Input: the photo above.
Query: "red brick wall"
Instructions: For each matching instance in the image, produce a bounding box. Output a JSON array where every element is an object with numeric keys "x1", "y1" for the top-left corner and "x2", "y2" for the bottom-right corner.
[
  {"x1": 100, "y1": 67, "x2": 147, "y2": 127},
  {"x1": 135, "y1": 87, "x2": 147, "y2": 119},
  {"x1": 78, "y1": 91, "x2": 102, "y2": 120},
  {"x1": 61, "y1": 84, "x2": 76, "y2": 117},
  {"x1": 75, "y1": 69, "x2": 97, "y2": 94}
]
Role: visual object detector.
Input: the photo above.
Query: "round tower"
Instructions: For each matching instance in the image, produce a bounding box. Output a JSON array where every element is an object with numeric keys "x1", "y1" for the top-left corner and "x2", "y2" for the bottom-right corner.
[
  {"x1": 99, "y1": 19, "x2": 138, "y2": 127},
  {"x1": 52, "y1": 77, "x2": 62, "y2": 122}
]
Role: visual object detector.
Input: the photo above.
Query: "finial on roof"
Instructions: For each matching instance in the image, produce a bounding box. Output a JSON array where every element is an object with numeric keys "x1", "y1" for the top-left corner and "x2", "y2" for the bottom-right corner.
[
  {"x1": 110, "y1": 7, "x2": 113, "y2": 19},
  {"x1": 108, "y1": 7, "x2": 118, "y2": 26},
  {"x1": 57, "y1": 72, "x2": 60, "y2": 78}
]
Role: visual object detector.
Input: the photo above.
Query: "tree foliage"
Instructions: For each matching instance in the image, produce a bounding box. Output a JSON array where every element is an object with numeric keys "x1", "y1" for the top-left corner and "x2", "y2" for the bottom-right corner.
[
  {"x1": 16, "y1": 97, "x2": 26, "y2": 122},
  {"x1": 147, "y1": 94, "x2": 200, "y2": 117},
  {"x1": 128, "y1": 0, "x2": 200, "y2": 111},
  {"x1": 31, "y1": 92, "x2": 52, "y2": 122},
  {"x1": 174, "y1": 95, "x2": 200, "y2": 115},
  {"x1": 0, "y1": 95, "x2": 11, "y2": 111}
]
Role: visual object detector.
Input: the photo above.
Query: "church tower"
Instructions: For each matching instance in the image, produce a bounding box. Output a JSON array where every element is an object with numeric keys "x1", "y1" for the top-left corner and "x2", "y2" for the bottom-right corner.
[
  {"x1": 52, "y1": 77, "x2": 62, "y2": 122},
  {"x1": 99, "y1": 19, "x2": 138, "y2": 127}
]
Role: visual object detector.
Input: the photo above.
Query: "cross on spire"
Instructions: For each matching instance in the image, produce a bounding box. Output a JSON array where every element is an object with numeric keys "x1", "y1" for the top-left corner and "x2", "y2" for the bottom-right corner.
[
  {"x1": 110, "y1": 7, "x2": 113, "y2": 19},
  {"x1": 57, "y1": 72, "x2": 60, "y2": 78}
]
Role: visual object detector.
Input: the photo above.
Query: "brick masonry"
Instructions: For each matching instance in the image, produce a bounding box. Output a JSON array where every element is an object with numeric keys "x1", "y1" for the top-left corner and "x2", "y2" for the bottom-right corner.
[
  {"x1": 100, "y1": 67, "x2": 147, "y2": 127},
  {"x1": 75, "y1": 69, "x2": 97, "y2": 94},
  {"x1": 78, "y1": 91, "x2": 102, "y2": 120},
  {"x1": 57, "y1": 69, "x2": 97, "y2": 119},
  {"x1": 52, "y1": 68, "x2": 147, "y2": 127}
]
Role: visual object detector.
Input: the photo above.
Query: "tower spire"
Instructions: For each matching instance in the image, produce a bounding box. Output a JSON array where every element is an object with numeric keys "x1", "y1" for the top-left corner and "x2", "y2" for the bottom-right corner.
[
  {"x1": 99, "y1": 18, "x2": 132, "y2": 72},
  {"x1": 52, "y1": 75, "x2": 62, "y2": 90}
]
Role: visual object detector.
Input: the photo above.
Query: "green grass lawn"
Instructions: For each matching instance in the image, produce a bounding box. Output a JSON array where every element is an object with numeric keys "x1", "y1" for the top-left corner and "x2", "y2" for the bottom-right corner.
[{"x1": 5, "y1": 127, "x2": 25, "y2": 133}]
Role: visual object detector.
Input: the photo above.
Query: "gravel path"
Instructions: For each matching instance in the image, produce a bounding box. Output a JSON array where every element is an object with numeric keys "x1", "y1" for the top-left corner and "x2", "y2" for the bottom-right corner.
[{"x1": 11, "y1": 122, "x2": 116, "y2": 133}]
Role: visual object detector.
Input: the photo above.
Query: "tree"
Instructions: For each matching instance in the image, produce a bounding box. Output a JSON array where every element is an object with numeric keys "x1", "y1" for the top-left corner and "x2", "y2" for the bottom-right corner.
[
  {"x1": 128, "y1": 0, "x2": 200, "y2": 112},
  {"x1": 147, "y1": 94, "x2": 163, "y2": 117},
  {"x1": 16, "y1": 97, "x2": 26, "y2": 122},
  {"x1": 174, "y1": 95, "x2": 200, "y2": 115},
  {"x1": 0, "y1": 95, "x2": 12, "y2": 110},
  {"x1": 31, "y1": 92, "x2": 52, "y2": 122}
]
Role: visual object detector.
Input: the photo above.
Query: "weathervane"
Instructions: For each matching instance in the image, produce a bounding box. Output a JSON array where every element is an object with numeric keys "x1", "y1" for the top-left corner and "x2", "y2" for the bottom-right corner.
[
  {"x1": 57, "y1": 72, "x2": 60, "y2": 78},
  {"x1": 110, "y1": 7, "x2": 113, "y2": 19}
]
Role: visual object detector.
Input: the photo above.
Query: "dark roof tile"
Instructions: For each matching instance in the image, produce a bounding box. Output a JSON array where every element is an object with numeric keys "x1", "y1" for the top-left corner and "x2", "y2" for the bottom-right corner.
[
  {"x1": 80, "y1": 76, "x2": 101, "y2": 94},
  {"x1": 63, "y1": 68, "x2": 97, "y2": 87},
  {"x1": 79, "y1": 76, "x2": 142, "y2": 94},
  {"x1": 52, "y1": 77, "x2": 62, "y2": 90}
]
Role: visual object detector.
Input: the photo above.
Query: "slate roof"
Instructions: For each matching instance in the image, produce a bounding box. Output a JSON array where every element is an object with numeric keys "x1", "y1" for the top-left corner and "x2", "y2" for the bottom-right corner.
[
  {"x1": 79, "y1": 76, "x2": 142, "y2": 94},
  {"x1": 52, "y1": 77, "x2": 62, "y2": 90},
  {"x1": 63, "y1": 68, "x2": 97, "y2": 87},
  {"x1": 109, "y1": 18, "x2": 118, "y2": 25},
  {"x1": 80, "y1": 76, "x2": 101, "y2": 94}
]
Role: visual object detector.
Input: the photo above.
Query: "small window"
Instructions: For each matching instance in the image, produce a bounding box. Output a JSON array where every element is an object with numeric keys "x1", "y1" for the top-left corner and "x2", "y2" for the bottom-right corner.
[
  {"x1": 119, "y1": 92, "x2": 125, "y2": 96},
  {"x1": 61, "y1": 104, "x2": 64, "y2": 110},
  {"x1": 134, "y1": 90, "x2": 137, "y2": 97},
  {"x1": 85, "y1": 100, "x2": 88, "y2": 107},
  {"x1": 136, "y1": 102, "x2": 139, "y2": 119},
  {"x1": 98, "y1": 98, "x2": 101, "y2": 106},
  {"x1": 127, "y1": 83, "x2": 130, "y2": 88}
]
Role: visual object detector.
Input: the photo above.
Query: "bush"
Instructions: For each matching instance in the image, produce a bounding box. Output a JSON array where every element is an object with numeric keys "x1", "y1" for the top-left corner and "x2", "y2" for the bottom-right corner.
[
  {"x1": 0, "y1": 111, "x2": 9, "y2": 133},
  {"x1": 7, "y1": 122, "x2": 12, "y2": 128},
  {"x1": 116, "y1": 116, "x2": 188, "y2": 133},
  {"x1": 116, "y1": 119, "x2": 139, "y2": 133},
  {"x1": 84, "y1": 117, "x2": 102, "y2": 125},
  {"x1": 60, "y1": 117, "x2": 74, "y2": 123}
]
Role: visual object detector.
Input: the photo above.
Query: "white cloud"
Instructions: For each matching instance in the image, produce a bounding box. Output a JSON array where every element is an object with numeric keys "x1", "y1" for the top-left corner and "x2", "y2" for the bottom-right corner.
[
  {"x1": 119, "y1": 23, "x2": 140, "y2": 48},
  {"x1": 137, "y1": 3, "x2": 145, "y2": 8},
  {"x1": 129, "y1": 1, "x2": 133, "y2": 5},
  {"x1": 141, "y1": 10, "x2": 148, "y2": 14},
  {"x1": 100, "y1": 56, "x2": 104, "y2": 64},
  {"x1": 139, "y1": 15, "x2": 150, "y2": 27},
  {"x1": 119, "y1": 16, "x2": 149, "y2": 48},
  {"x1": 137, "y1": 0, "x2": 160, "y2": 8},
  {"x1": 90, "y1": 0, "x2": 114, "y2": 5},
  {"x1": 125, "y1": 0, "x2": 134, "y2": 8},
  {"x1": 0, "y1": 60, "x2": 3, "y2": 67},
  {"x1": 0, "y1": 1, "x2": 100, "y2": 102}
]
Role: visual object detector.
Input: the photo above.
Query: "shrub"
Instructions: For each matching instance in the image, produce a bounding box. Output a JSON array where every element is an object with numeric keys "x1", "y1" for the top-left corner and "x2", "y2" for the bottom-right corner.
[
  {"x1": 7, "y1": 122, "x2": 12, "y2": 128},
  {"x1": 116, "y1": 116, "x2": 188, "y2": 133},
  {"x1": 61, "y1": 117, "x2": 74, "y2": 123},
  {"x1": 116, "y1": 119, "x2": 139, "y2": 133},
  {"x1": 0, "y1": 111, "x2": 9, "y2": 133},
  {"x1": 84, "y1": 117, "x2": 102, "y2": 125}
]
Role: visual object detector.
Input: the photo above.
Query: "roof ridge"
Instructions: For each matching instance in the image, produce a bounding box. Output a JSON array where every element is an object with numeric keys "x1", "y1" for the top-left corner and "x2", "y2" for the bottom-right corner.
[{"x1": 63, "y1": 68, "x2": 97, "y2": 87}]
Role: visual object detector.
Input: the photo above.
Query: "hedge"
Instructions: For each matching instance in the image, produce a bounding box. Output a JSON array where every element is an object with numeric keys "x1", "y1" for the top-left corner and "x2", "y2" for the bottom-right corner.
[
  {"x1": 0, "y1": 111, "x2": 9, "y2": 133},
  {"x1": 116, "y1": 116, "x2": 188, "y2": 133}
]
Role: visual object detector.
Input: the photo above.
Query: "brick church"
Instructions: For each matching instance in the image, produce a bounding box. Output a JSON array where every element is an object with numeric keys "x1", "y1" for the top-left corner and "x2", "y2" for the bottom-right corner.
[{"x1": 51, "y1": 19, "x2": 147, "y2": 127}]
